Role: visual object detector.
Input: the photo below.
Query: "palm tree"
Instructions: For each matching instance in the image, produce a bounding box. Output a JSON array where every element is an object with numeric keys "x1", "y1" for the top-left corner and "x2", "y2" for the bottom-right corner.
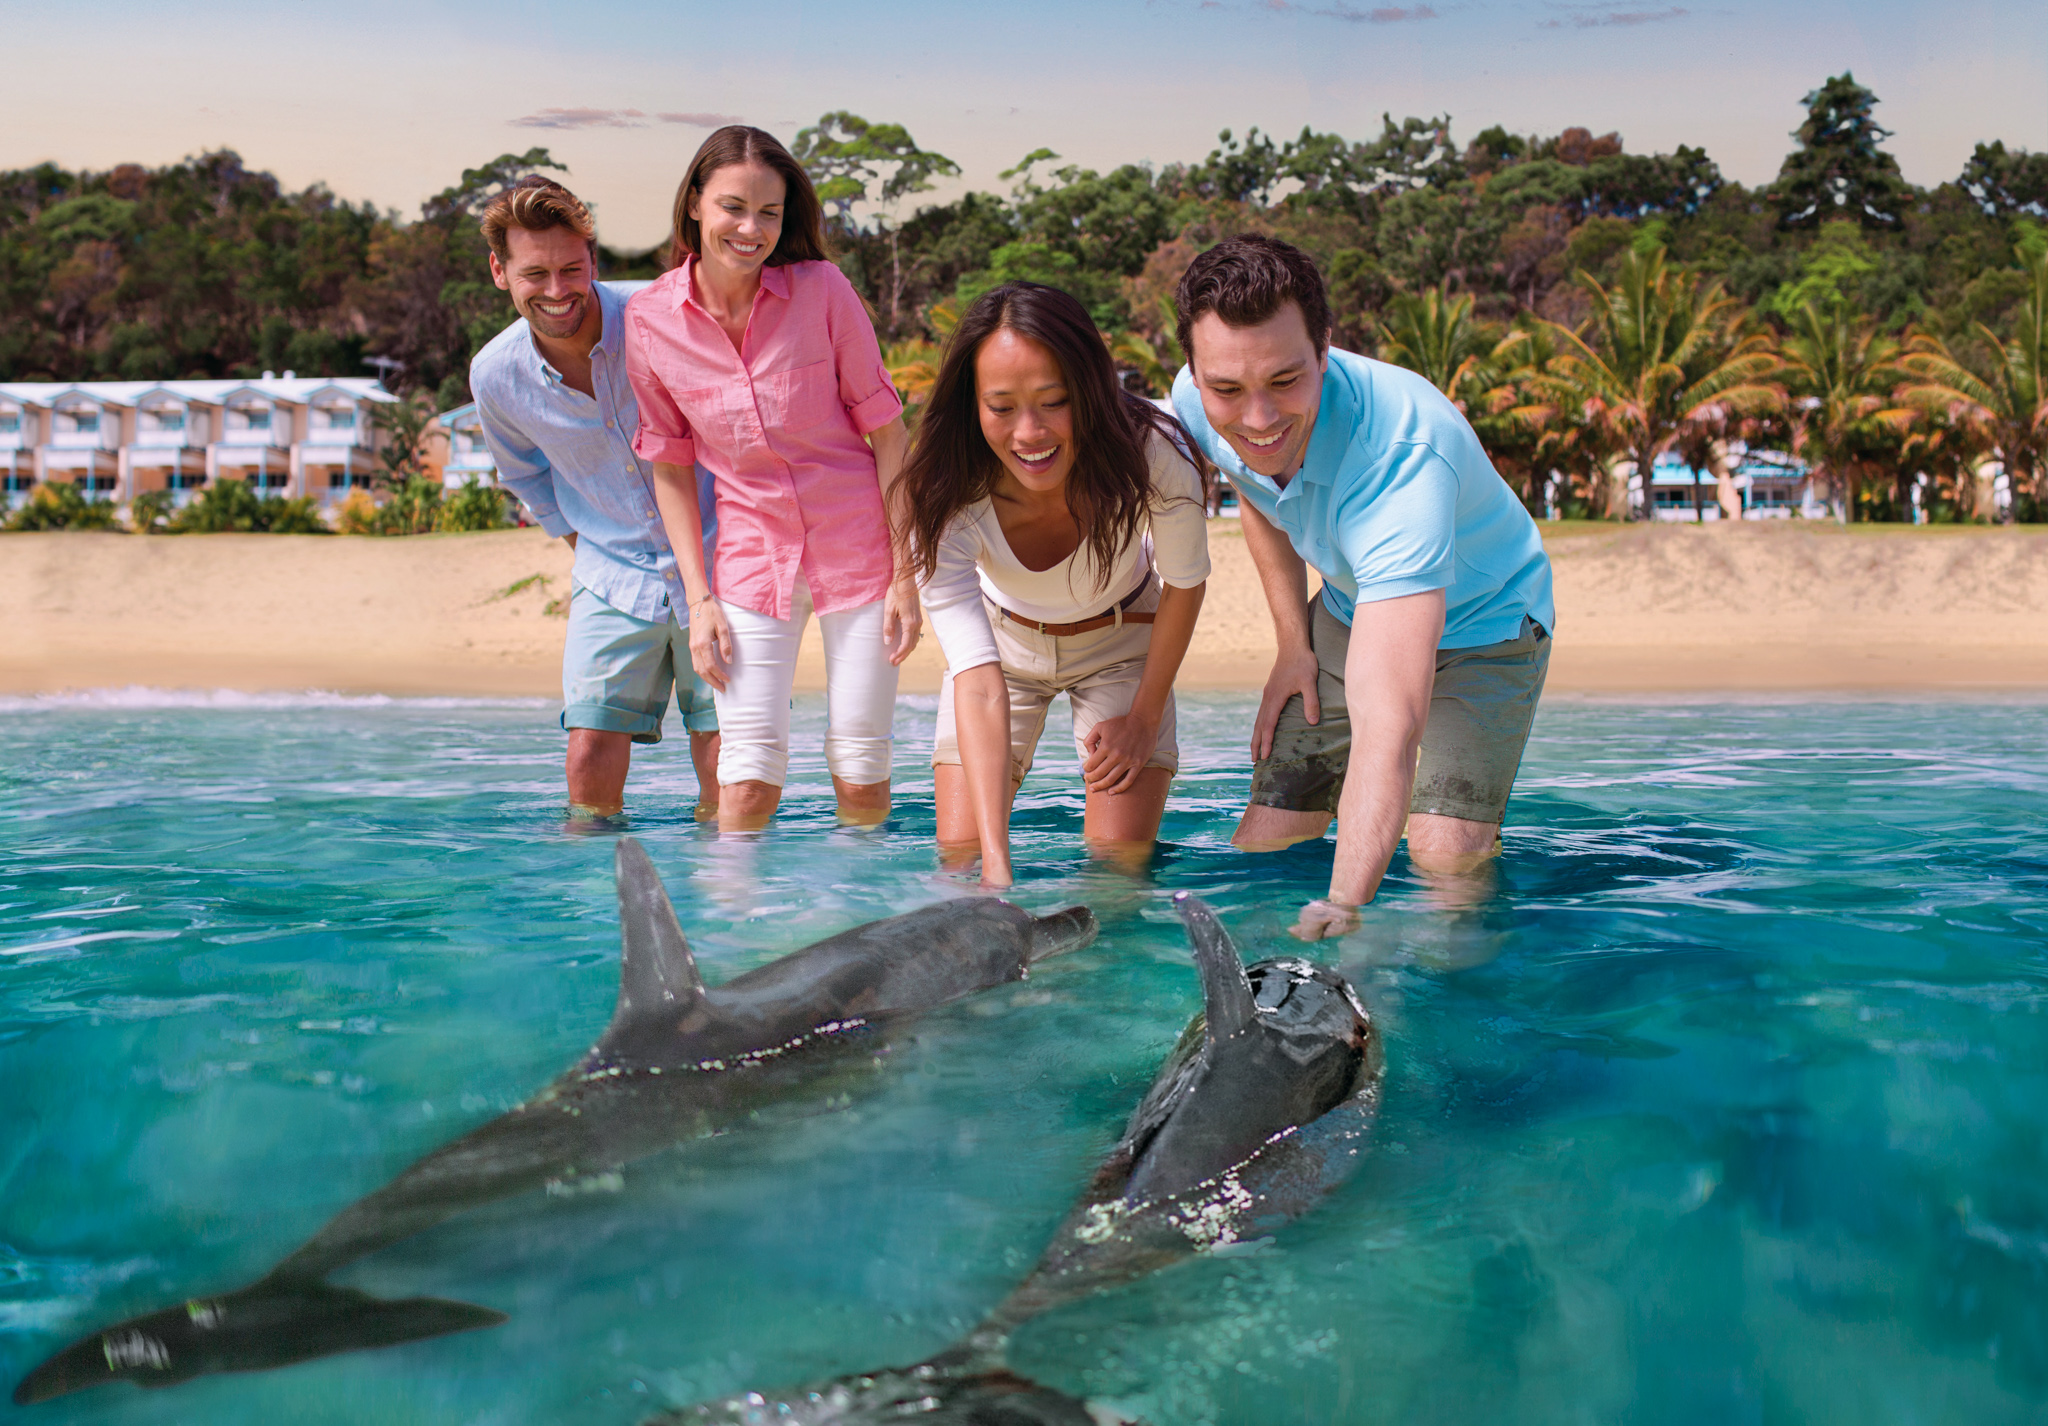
[
  {"x1": 1375, "y1": 288, "x2": 1492, "y2": 397},
  {"x1": 1896, "y1": 244, "x2": 2048, "y2": 524},
  {"x1": 1778, "y1": 300, "x2": 1910, "y2": 521},
  {"x1": 1537, "y1": 247, "x2": 1783, "y2": 521}
]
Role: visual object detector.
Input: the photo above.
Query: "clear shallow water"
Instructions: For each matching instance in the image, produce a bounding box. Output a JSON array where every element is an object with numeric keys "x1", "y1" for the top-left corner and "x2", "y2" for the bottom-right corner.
[{"x1": 2, "y1": 692, "x2": 2046, "y2": 1424}]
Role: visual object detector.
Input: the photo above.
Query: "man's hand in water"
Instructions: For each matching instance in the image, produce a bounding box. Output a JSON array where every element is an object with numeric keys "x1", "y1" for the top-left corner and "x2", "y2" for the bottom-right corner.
[{"x1": 1290, "y1": 898, "x2": 1360, "y2": 942}]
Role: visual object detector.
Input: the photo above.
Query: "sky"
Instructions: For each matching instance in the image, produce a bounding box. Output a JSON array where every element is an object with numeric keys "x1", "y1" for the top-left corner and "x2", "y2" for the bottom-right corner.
[{"x1": 6, "y1": 0, "x2": 2046, "y2": 249}]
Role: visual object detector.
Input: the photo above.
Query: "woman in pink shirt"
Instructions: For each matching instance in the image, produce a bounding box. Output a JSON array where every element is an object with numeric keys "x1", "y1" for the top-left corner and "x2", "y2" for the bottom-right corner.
[{"x1": 625, "y1": 126, "x2": 920, "y2": 832}]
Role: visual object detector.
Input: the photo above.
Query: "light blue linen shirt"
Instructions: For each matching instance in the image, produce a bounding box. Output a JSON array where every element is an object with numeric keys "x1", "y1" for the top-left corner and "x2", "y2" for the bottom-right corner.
[
  {"x1": 1172, "y1": 347, "x2": 1553, "y2": 649},
  {"x1": 470, "y1": 281, "x2": 714, "y2": 624}
]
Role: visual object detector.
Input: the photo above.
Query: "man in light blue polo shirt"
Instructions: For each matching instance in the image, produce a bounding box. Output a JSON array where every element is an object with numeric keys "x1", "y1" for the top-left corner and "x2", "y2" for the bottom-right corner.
[
  {"x1": 469, "y1": 176, "x2": 719, "y2": 819},
  {"x1": 1171, "y1": 235, "x2": 1554, "y2": 939}
]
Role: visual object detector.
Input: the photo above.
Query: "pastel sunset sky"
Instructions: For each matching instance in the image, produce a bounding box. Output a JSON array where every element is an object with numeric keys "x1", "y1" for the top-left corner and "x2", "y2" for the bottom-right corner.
[{"x1": 10, "y1": 0, "x2": 2046, "y2": 248}]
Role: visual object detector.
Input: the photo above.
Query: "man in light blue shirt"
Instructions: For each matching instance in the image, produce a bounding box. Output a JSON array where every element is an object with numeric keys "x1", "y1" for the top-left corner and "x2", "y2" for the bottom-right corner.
[
  {"x1": 1171, "y1": 235, "x2": 1554, "y2": 939},
  {"x1": 469, "y1": 177, "x2": 719, "y2": 819}
]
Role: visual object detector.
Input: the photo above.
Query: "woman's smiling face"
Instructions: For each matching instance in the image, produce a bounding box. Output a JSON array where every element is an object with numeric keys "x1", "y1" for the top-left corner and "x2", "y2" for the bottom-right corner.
[
  {"x1": 688, "y1": 161, "x2": 785, "y2": 280},
  {"x1": 975, "y1": 327, "x2": 1076, "y2": 497}
]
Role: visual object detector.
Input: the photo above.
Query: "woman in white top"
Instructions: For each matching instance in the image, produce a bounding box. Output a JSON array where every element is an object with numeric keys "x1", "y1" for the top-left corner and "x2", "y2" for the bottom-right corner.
[{"x1": 902, "y1": 281, "x2": 1210, "y2": 886}]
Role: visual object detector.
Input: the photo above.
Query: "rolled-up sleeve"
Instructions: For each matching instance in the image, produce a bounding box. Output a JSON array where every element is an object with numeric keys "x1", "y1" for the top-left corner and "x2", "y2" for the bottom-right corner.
[
  {"x1": 472, "y1": 380, "x2": 570, "y2": 538},
  {"x1": 623, "y1": 301, "x2": 698, "y2": 467},
  {"x1": 919, "y1": 517, "x2": 1001, "y2": 674},
  {"x1": 1337, "y1": 444, "x2": 1458, "y2": 603},
  {"x1": 822, "y1": 265, "x2": 905, "y2": 435},
  {"x1": 1147, "y1": 437, "x2": 1212, "y2": 589}
]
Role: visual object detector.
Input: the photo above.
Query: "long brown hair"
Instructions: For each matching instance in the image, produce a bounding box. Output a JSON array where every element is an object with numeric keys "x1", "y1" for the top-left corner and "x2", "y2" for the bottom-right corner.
[
  {"x1": 668, "y1": 126, "x2": 828, "y2": 271},
  {"x1": 903, "y1": 281, "x2": 1203, "y2": 591}
]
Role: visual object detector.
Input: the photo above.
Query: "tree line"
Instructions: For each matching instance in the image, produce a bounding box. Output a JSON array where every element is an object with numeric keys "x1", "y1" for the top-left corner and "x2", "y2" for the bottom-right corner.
[{"x1": 4, "y1": 74, "x2": 2044, "y2": 520}]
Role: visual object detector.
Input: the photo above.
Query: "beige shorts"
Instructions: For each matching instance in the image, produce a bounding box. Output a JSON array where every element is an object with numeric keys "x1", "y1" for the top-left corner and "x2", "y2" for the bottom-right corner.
[
  {"x1": 933, "y1": 581, "x2": 1179, "y2": 783},
  {"x1": 1248, "y1": 591, "x2": 1550, "y2": 825}
]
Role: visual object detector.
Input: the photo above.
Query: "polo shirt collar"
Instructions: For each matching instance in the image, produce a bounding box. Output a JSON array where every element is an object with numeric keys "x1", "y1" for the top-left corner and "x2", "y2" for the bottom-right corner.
[{"x1": 1295, "y1": 357, "x2": 1359, "y2": 489}]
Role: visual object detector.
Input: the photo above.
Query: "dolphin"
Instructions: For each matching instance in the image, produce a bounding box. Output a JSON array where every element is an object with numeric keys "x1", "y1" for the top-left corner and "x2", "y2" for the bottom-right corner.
[
  {"x1": 656, "y1": 892, "x2": 1384, "y2": 1425},
  {"x1": 14, "y1": 838, "x2": 1098, "y2": 1406}
]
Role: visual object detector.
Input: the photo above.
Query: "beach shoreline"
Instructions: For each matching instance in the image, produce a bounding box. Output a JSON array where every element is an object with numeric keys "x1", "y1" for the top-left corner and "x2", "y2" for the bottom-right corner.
[{"x1": 6, "y1": 523, "x2": 2048, "y2": 699}]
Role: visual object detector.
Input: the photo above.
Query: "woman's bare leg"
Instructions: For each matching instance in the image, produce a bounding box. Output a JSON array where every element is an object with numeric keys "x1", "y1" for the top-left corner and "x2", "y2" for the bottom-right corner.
[
  {"x1": 934, "y1": 764, "x2": 1019, "y2": 873},
  {"x1": 1082, "y1": 766, "x2": 1174, "y2": 875}
]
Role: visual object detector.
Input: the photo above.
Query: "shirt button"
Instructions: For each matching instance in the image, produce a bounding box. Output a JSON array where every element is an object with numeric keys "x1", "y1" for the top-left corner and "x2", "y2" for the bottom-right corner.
[{"x1": 605, "y1": 419, "x2": 614, "y2": 428}]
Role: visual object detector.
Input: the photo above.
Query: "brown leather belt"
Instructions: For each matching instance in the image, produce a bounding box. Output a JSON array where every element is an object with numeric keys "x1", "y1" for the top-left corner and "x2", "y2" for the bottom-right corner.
[{"x1": 996, "y1": 576, "x2": 1156, "y2": 637}]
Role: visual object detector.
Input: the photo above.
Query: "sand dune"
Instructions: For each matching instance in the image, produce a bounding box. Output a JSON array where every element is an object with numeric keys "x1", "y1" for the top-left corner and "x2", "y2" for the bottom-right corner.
[{"x1": 4, "y1": 522, "x2": 2046, "y2": 698}]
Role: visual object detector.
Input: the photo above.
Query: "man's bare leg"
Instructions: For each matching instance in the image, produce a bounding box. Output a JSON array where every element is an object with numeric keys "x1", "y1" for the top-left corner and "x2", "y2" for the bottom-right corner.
[
  {"x1": 566, "y1": 728, "x2": 632, "y2": 818},
  {"x1": 719, "y1": 779, "x2": 781, "y2": 833},
  {"x1": 1406, "y1": 811, "x2": 1500, "y2": 909},
  {"x1": 1233, "y1": 803, "x2": 1332, "y2": 852},
  {"x1": 689, "y1": 732, "x2": 721, "y2": 823},
  {"x1": 833, "y1": 777, "x2": 891, "y2": 828}
]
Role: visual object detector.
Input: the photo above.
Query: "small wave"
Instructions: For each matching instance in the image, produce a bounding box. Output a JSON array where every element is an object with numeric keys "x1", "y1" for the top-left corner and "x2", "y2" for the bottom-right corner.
[{"x1": 0, "y1": 686, "x2": 553, "y2": 712}]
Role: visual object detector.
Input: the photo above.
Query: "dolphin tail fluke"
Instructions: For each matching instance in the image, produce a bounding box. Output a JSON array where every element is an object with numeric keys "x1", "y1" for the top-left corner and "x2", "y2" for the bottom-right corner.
[
  {"x1": 606, "y1": 838, "x2": 708, "y2": 1042},
  {"x1": 1172, "y1": 893, "x2": 1258, "y2": 1040},
  {"x1": 1027, "y1": 905, "x2": 1099, "y2": 962},
  {"x1": 12, "y1": 1282, "x2": 504, "y2": 1405}
]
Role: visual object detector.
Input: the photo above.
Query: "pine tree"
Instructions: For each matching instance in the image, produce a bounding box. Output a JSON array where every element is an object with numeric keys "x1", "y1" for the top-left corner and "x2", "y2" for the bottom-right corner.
[{"x1": 1771, "y1": 73, "x2": 1913, "y2": 228}]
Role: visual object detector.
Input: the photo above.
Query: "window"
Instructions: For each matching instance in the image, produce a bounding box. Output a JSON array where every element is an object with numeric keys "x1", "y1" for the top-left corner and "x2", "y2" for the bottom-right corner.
[
  {"x1": 0, "y1": 414, "x2": 18, "y2": 434},
  {"x1": 320, "y1": 408, "x2": 356, "y2": 429},
  {"x1": 65, "y1": 411, "x2": 100, "y2": 435},
  {"x1": 148, "y1": 410, "x2": 186, "y2": 432},
  {"x1": 234, "y1": 407, "x2": 272, "y2": 431}
]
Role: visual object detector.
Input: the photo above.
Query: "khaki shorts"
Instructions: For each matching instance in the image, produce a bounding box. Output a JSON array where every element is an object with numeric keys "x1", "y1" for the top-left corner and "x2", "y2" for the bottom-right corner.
[
  {"x1": 1248, "y1": 591, "x2": 1550, "y2": 825},
  {"x1": 933, "y1": 581, "x2": 1178, "y2": 783}
]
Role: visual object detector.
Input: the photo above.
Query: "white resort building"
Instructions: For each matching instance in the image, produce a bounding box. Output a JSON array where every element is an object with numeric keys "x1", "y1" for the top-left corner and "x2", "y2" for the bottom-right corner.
[{"x1": 0, "y1": 374, "x2": 399, "y2": 510}]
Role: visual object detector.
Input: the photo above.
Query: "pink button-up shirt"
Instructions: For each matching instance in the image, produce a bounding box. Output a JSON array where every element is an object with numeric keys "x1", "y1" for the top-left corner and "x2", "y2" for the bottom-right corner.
[{"x1": 624, "y1": 257, "x2": 903, "y2": 620}]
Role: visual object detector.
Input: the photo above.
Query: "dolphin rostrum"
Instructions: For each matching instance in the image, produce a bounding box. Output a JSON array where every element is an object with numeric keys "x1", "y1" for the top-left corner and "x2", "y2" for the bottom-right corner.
[
  {"x1": 14, "y1": 838, "x2": 1098, "y2": 1406},
  {"x1": 658, "y1": 892, "x2": 1384, "y2": 1425}
]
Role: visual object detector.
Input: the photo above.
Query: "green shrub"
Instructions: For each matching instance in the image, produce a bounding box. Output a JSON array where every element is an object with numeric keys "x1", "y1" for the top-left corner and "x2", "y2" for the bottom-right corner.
[
  {"x1": 437, "y1": 477, "x2": 512, "y2": 533},
  {"x1": 166, "y1": 480, "x2": 332, "y2": 534},
  {"x1": 4, "y1": 482, "x2": 121, "y2": 531},
  {"x1": 129, "y1": 488, "x2": 176, "y2": 532},
  {"x1": 168, "y1": 479, "x2": 265, "y2": 532}
]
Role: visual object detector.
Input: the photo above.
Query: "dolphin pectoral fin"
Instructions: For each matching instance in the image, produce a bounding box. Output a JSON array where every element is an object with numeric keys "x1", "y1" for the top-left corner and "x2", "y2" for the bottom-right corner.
[
  {"x1": 605, "y1": 838, "x2": 708, "y2": 1044},
  {"x1": 12, "y1": 1283, "x2": 505, "y2": 1404},
  {"x1": 1027, "y1": 906, "x2": 1099, "y2": 962},
  {"x1": 1173, "y1": 893, "x2": 1257, "y2": 1041}
]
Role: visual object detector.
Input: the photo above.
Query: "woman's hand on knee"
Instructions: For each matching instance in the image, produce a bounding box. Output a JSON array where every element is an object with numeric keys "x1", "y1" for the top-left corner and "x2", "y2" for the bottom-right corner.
[
  {"x1": 1082, "y1": 713, "x2": 1158, "y2": 795},
  {"x1": 688, "y1": 600, "x2": 733, "y2": 692}
]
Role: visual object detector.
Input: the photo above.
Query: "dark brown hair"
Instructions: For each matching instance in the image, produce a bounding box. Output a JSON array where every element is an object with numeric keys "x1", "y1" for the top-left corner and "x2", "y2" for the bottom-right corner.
[
  {"x1": 1174, "y1": 233, "x2": 1332, "y2": 367},
  {"x1": 669, "y1": 126, "x2": 828, "y2": 270},
  {"x1": 902, "y1": 281, "x2": 1204, "y2": 592},
  {"x1": 479, "y1": 176, "x2": 596, "y2": 264}
]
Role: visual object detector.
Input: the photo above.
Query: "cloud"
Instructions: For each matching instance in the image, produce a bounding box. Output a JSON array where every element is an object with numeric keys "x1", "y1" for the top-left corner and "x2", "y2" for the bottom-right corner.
[
  {"x1": 656, "y1": 112, "x2": 744, "y2": 127},
  {"x1": 1259, "y1": 0, "x2": 1438, "y2": 17},
  {"x1": 510, "y1": 107, "x2": 648, "y2": 129},
  {"x1": 1538, "y1": 4, "x2": 1688, "y2": 26}
]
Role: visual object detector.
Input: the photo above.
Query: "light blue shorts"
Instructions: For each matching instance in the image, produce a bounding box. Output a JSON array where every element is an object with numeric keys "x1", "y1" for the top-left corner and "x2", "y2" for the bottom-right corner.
[{"x1": 561, "y1": 584, "x2": 719, "y2": 745}]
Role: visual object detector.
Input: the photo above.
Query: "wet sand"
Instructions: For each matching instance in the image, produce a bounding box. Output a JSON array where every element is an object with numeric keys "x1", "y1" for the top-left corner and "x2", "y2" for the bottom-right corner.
[{"x1": 5, "y1": 523, "x2": 2047, "y2": 699}]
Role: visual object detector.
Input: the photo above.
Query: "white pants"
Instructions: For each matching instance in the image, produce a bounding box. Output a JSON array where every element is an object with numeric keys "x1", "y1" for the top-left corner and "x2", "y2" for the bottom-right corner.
[{"x1": 713, "y1": 574, "x2": 898, "y2": 788}]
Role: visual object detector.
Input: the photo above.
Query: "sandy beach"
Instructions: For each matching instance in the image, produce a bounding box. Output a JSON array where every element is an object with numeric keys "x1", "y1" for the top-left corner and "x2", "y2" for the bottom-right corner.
[{"x1": 4, "y1": 522, "x2": 2047, "y2": 699}]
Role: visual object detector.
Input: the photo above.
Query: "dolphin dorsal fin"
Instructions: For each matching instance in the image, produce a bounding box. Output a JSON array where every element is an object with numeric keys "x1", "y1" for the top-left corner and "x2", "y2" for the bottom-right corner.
[
  {"x1": 1173, "y1": 893, "x2": 1257, "y2": 1041},
  {"x1": 607, "y1": 839, "x2": 706, "y2": 1034}
]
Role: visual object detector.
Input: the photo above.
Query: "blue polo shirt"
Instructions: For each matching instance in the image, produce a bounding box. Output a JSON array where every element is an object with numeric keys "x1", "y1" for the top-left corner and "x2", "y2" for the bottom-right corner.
[{"x1": 1171, "y1": 347, "x2": 1553, "y2": 649}]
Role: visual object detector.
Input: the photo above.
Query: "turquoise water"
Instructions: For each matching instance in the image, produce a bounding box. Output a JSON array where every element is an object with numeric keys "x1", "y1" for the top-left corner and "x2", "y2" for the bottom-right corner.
[{"x1": 3, "y1": 691, "x2": 2047, "y2": 1424}]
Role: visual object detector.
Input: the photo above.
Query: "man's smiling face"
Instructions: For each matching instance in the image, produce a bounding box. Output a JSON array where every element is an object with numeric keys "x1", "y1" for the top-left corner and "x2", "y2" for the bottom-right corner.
[
  {"x1": 1188, "y1": 301, "x2": 1327, "y2": 481},
  {"x1": 490, "y1": 224, "x2": 598, "y2": 343}
]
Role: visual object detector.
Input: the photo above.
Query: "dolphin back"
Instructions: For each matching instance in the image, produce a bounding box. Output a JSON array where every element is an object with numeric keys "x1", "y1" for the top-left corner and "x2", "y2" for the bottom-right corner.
[
  {"x1": 981, "y1": 895, "x2": 1383, "y2": 1331},
  {"x1": 12, "y1": 1283, "x2": 502, "y2": 1405}
]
